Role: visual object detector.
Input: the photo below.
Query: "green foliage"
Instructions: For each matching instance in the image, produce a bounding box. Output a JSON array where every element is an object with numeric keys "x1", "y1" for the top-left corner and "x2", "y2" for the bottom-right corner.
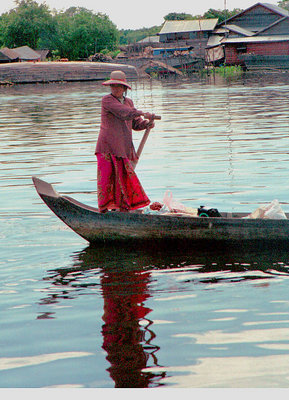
[
  {"x1": 214, "y1": 65, "x2": 243, "y2": 75},
  {"x1": 0, "y1": 2, "x2": 119, "y2": 60},
  {"x1": 1, "y1": 0, "x2": 54, "y2": 48},
  {"x1": 51, "y1": 7, "x2": 119, "y2": 59},
  {"x1": 0, "y1": 14, "x2": 9, "y2": 47},
  {"x1": 203, "y1": 8, "x2": 243, "y2": 22},
  {"x1": 119, "y1": 26, "x2": 161, "y2": 45},
  {"x1": 277, "y1": 0, "x2": 289, "y2": 10},
  {"x1": 164, "y1": 12, "x2": 193, "y2": 21},
  {"x1": 100, "y1": 48, "x2": 120, "y2": 58}
]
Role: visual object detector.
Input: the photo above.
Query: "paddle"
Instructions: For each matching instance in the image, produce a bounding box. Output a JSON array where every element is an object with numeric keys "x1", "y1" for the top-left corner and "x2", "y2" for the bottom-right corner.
[{"x1": 133, "y1": 115, "x2": 161, "y2": 169}]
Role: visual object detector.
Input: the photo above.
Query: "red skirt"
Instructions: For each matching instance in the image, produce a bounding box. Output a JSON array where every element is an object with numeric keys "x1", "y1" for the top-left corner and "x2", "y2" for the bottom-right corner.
[{"x1": 97, "y1": 153, "x2": 150, "y2": 212}]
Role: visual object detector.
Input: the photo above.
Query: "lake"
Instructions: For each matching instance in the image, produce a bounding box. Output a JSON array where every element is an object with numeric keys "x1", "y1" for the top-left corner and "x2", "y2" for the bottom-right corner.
[{"x1": 2, "y1": 71, "x2": 289, "y2": 389}]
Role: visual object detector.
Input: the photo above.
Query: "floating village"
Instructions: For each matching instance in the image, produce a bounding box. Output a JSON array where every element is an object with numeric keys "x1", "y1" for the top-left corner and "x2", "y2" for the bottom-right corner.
[{"x1": 1, "y1": 2, "x2": 289, "y2": 84}]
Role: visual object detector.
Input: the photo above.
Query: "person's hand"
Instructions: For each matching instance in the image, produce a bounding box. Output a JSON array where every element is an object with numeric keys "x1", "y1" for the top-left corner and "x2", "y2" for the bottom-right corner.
[
  {"x1": 146, "y1": 120, "x2": 155, "y2": 129},
  {"x1": 143, "y1": 112, "x2": 155, "y2": 120}
]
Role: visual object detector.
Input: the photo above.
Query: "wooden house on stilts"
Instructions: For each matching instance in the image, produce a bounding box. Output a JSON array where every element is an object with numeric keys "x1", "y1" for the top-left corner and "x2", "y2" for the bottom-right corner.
[{"x1": 209, "y1": 2, "x2": 289, "y2": 69}]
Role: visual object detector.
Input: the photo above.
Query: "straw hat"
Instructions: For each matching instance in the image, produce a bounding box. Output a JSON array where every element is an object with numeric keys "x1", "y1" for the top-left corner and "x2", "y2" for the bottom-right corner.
[{"x1": 102, "y1": 70, "x2": 132, "y2": 90}]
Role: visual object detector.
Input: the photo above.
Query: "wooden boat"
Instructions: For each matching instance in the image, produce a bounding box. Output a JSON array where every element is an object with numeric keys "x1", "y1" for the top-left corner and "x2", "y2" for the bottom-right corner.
[
  {"x1": 0, "y1": 61, "x2": 138, "y2": 85},
  {"x1": 32, "y1": 177, "x2": 289, "y2": 245}
]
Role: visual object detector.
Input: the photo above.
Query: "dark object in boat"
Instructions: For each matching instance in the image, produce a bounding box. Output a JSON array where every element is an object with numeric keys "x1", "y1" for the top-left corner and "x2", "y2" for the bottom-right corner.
[{"x1": 198, "y1": 206, "x2": 222, "y2": 218}]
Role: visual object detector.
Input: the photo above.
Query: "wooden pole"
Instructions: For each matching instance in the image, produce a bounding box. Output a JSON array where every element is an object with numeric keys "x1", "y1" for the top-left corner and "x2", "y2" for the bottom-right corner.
[{"x1": 132, "y1": 115, "x2": 161, "y2": 169}]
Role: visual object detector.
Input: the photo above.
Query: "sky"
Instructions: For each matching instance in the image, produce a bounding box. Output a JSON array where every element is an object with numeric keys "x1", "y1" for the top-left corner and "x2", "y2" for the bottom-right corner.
[{"x1": 0, "y1": 0, "x2": 280, "y2": 29}]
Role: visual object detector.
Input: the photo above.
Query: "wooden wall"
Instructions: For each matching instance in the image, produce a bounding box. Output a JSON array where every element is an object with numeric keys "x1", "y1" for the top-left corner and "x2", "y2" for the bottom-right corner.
[
  {"x1": 258, "y1": 17, "x2": 289, "y2": 35},
  {"x1": 225, "y1": 41, "x2": 289, "y2": 64},
  {"x1": 226, "y1": 4, "x2": 281, "y2": 31}
]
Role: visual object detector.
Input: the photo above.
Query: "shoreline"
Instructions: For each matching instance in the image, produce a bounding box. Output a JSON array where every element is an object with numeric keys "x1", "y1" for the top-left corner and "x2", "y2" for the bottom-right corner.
[{"x1": 1, "y1": 60, "x2": 289, "y2": 86}]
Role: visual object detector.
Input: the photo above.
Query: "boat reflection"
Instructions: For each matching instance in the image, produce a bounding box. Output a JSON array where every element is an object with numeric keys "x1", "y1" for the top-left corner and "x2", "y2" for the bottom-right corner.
[{"x1": 39, "y1": 242, "x2": 289, "y2": 387}]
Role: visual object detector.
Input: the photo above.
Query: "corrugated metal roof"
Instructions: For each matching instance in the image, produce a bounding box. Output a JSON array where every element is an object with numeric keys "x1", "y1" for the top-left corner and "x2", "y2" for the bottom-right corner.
[
  {"x1": 226, "y1": 24, "x2": 254, "y2": 36},
  {"x1": 137, "y1": 35, "x2": 159, "y2": 43},
  {"x1": 207, "y1": 35, "x2": 223, "y2": 48},
  {"x1": 159, "y1": 19, "x2": 218, "y2": 34},
  {"x1": 14, "y1": 46, "x2": 41, "y2": 60},
  {"x1": 223, "y1": 35, "x2": 289, "y2": 44},
  {"x1": 218, "y1": 2, "x2": 289, "y2": 27},
  {"x1": 214, "y1": 27, "x2": 227, "y2": 33},
  {"x1": 0, "y1": 47, "x2": 19, "y2": 60},
  {"x1": 255, "y1": 15, "x2": 289, "y2": 35},
  {"x1": 36, "y1": 49, "x2": 50, "y2": 60},
  {"x1": 260, "y1": 3, "x2": 289, "y2": 17}
]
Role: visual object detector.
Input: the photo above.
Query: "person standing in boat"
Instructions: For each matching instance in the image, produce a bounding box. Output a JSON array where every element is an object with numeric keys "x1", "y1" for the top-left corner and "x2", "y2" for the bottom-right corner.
[{"x1": 95, "y1": 70, "x2": 155, "y2": 213}]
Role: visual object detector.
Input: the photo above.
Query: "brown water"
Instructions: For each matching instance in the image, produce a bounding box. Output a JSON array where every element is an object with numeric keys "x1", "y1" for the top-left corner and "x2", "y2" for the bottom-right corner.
[{"x1": 2, "y1": 73, "x2": 289, "y2": 388}]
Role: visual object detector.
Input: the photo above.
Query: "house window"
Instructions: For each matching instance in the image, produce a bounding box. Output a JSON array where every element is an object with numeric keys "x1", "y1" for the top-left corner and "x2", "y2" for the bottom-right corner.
[
  {"x1": 177, "y1": 32, "x2": 189, "y2": 40},
  {"x1": 190, "y1": 32, "x2": 197, "y2": 39},
  {"x1": 236, "y1": 45, "x2": 247, "y2": 53}
]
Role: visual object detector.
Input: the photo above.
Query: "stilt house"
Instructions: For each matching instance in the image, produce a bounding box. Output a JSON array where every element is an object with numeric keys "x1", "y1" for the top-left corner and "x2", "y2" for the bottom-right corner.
[{"x1": 213, "y1": 2, "x2": 289, "y2": 68}]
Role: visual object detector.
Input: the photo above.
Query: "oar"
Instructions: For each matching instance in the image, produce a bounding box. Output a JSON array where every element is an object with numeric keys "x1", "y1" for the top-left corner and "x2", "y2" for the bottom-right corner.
[{"x1": 133, "y1": 115, "x2": 161, "y2": 169}]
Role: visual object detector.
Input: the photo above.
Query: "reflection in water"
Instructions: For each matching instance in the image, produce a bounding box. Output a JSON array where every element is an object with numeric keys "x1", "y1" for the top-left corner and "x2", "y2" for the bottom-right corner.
[
  {"x1": 101, "y1": 266, "x2": 164, "y2": 387},
  {"x1": 38, "y1": 243, "x2": 289, "y2": 387},
  {"x1": 41, "y1": 245, "x2": 169, "y2": 388},
  {"x1": 2, "y1": 75, "x2": 289, "y2": 388}
]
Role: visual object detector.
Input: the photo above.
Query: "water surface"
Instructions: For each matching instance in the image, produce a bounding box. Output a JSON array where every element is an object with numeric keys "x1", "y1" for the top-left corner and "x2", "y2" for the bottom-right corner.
[{"x1": 2, "y1": 73, "x2": 289, "y2": 388}]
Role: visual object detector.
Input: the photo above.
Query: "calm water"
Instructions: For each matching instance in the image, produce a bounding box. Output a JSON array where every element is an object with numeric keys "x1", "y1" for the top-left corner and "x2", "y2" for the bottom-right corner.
[{"x1": 2, "y1": 72, "x2": 289, "y2": 388}]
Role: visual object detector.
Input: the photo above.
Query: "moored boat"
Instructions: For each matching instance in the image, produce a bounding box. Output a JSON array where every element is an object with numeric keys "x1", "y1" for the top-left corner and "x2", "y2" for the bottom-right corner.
[
  {"x1": 32, "y1": 177, "x2": 289, "y2": 245},
  {"x1": 0, "y1": 61, "x2": 138, "y2": 85}
]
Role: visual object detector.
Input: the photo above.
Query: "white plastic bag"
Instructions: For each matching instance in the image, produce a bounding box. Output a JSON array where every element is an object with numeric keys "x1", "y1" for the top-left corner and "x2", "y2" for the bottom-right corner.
[
  {"x1": 264, "y1": 199, "x2": 287, "y2": 219},
  {"x1": 245, "y1": 199, "x2": 287, "y2": 220},
  {"x1": 163, "y1": 190, "x2": 187, "y2": 212},
  {"x1": 162, "y1": 190, "x2": 198, "y2": 216}
]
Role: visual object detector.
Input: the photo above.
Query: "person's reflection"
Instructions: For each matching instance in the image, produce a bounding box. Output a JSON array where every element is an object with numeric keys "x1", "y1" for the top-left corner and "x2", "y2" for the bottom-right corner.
[
  {"x1": 39, "y1": 245, "x2": 166, "y2": 387},
  {"x1": 101, "y1": 264, "x2": 164, "y2": 387}
]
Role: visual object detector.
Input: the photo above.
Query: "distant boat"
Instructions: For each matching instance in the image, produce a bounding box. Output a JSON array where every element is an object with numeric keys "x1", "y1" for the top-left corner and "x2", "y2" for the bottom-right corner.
[{"x1": 32, "y1": 177, "x2": 289, "y2": 245}]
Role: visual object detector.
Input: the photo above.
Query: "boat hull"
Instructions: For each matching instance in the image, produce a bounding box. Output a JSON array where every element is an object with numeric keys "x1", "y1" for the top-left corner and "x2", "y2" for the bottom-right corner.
[{"x1": 32, "y1": 177, "x2": 289, "y2": 245}]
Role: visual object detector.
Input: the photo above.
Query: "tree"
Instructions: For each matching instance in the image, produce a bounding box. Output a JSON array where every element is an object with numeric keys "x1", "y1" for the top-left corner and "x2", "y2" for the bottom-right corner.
[
  {"x1": 50, "y1": 7, "x2": 119, "y2": 60},
  {"x1": 203, "y1": 8, "x2": 243, "y2": 22},
  {"x1": 1, "y1": 0, "x2": 54, "y2": 48},
  {"x1": 0, "y1": 3, "x2": 119, "y2": 60},
  {"x1": 277, "y1": 0, "x2": 289, "y2": 10},
  {"x1": 164, "y1": 12, "x2": 193, "y2": 21},
  {"x1": 119, "y1": 26, "x2": 161, "y2": 45}
]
